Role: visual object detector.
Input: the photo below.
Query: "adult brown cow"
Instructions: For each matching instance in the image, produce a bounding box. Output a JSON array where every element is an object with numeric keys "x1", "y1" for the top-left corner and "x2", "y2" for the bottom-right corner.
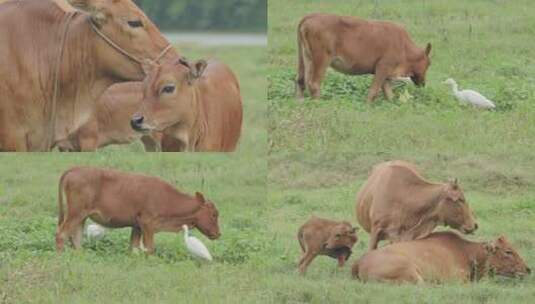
[
  {"x1": 356, "y1": 160, "x2": 477, "y2": 250},
  {"x1": 296, "y1": 13, "x2": 431, "y2": 102},
  {"x1": 55, "y1": 82, "x2": 162, "y2": 152},
  {"x1": 56, "y1": 167, "x2": 220, "y2": 254},
  {"x1": 130, "y1": 58, "x2": 243, "y2": 152},
  {"x1": 0, "y1": 0, "x2": 176, "y2": 151},
  {"x1": 352, "y1": 231, "x2": 531, "y2": 283}
]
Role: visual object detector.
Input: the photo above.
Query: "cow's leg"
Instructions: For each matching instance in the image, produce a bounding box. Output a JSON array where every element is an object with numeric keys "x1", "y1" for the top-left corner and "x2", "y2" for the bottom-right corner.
[
  {"x1": 306, "y1": 53, "x2": 329, "y2": 99},
  {"x1": 56, "y1": 216, "x2": 85, "y2": 252},
  {"x1": 70, "y1": 219, "x2": 86, "y2": 250},
  {"x1": 298, "y1": 250, "x2": 318, "y2": 274},
  {"x1": 367, "y1": 66, "x2": 389, "y2": 103},
  {"x1": 130, "y1": 226, "x2": 142, "y2": 251},
  {"x1": 382, "y1": 80, "x2": 394, "y2": 100},
  {"x1": 141, "y1": 227, "x2": 155, "y2": 254},
  {"x1": 368, "y1": 227, "x2": 384, "y2": 250}
]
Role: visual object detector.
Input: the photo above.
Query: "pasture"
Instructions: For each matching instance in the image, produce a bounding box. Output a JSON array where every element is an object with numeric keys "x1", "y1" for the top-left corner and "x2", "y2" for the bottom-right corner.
[
  {"x1": 268, "y1": 0, "x2": 535, "y2": 153},
  {"x1": 267, "y1": 151, "x2": 535, "y2": 303},
  {"x1": 87, "y1": 43, "x2": 266, "y2": 154},
  {"x1": 0, "y1": 153, "x2": 267, "y2": 303}
]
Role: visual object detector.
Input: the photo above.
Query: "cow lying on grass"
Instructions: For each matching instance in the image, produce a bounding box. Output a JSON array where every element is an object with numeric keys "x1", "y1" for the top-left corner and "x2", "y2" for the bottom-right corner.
[
  {"x1": 352, "y1": 231, "x2": 530, "y2": 283},
  {"x1": 55, "y1": 82, "x2": 162, "y2": 152},
  {"x1": 297, "y1": 216, "x2": 358, "y2": 274},
  {"x1": 296, "y1": 13, "x2": 431, "y2": 103},
  {"x1": 356, "y1": 160, "x2": 478, "y2": 250},
  {"x1": 56, "y1": 167, "x2": 220, "y2": 253},
  {"x1": 131, "y1": 58, "x2": 243, "y2": 152}
]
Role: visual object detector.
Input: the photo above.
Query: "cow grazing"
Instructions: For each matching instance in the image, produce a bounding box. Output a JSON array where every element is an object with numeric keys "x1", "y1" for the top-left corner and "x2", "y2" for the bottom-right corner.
[
  {"x1": 130, "y1": 58, "x2": 243, "y2": 152},
  {"x1": 296, "y1": 13, "x2": 431, "y2": 103},
  {"x1": 55, "y1": 82, "x2": 162, "y2": 152},
  {"x1": 352, "y1": 231, "x2": 531, "y2": 283},
  {"x1": 356, "y1": 160, "x2": 478, "y2": 250},
  {"x1": 56, "y1": 167, "x2": 220, "y2": 253},
  {"x1": 297, "y1": 216, "x2": 358, "y2": 274},
  {"x1": 0, "y1": 0, "x2": 177, "y2": 151}
]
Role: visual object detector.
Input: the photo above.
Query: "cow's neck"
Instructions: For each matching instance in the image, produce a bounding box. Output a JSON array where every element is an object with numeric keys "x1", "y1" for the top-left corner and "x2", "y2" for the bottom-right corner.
[{"x1": 401, "y1": 183, "x2": 445, "y2": 239}]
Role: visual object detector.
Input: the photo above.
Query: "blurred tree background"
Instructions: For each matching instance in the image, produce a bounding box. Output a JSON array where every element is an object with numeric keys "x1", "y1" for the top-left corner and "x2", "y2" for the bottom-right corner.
[{"x1": 134, "y1": 0, "x2": 266, "y2": 32}]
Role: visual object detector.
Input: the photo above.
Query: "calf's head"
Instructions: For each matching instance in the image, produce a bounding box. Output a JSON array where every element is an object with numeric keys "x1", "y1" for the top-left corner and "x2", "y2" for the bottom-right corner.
[
  {"x1": 410, "y1": 43, "x2": 432, "y2": 87},
  {"x1": 486, "y1": 236, "x2": 531, "y2": 278},
  {"x1": 192, "y1": 192, "x2": 220, "y2": 240},
  {"x1": 438, "y1": 179, "x2": 478, "y2": 234},
  {"x1": 324, "y1": 222, "x2": 358, "y2": 250},
  {"x1": 131, "y1": 58, "x2": 207, "y2": 133},
  {"x1": 70, "y1": 0, "x2": 175, "y2": 80}
]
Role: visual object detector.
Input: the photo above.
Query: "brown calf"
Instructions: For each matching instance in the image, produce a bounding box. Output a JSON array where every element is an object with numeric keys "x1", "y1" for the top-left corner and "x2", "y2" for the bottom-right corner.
[
  {"x1": 296, "y1": 13, "x2": 431, "y2": 103},
  {"x1": 56, "y1": 167, "x2": 220, "y2": 253},
  {"x1": 352, "y1": 231, "x2": 530, "y2": 283},
  {"x1": 297, "y1": 216, "x2": 358, "y2": 274}
]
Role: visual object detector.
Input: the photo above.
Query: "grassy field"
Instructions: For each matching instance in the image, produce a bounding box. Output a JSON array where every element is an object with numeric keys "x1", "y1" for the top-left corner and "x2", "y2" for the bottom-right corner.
[
  {"x1": 267, "y1": 151, "x2": 535, "y2": 303},
  {"x1": 268, "y1": 0, "x2": 535, "y2": 153},
  {"x1": 100, "y1": 43, "x2": 266, "y2": 155},
  {"x1": 0, "y1": 153, "x2": 268, "y2": 303}
]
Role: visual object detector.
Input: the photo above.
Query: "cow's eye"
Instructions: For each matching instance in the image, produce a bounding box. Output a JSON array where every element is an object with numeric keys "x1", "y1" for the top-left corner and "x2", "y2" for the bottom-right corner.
[
  {"x1": 128, "y1": 20, "x2": 143, "y2": 28},
  {"x1": 160, "y1": 85, "x2": 176, "y2": 95}
]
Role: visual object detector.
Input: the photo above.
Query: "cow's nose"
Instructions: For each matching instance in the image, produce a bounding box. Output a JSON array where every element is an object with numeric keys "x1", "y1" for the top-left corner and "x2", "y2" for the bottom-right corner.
[
  {"x1": 474, "y1": 223, "x2": 479, "y2": 230},
  {"x1": 527, "y1": 267, "x2": 531, "y2": 274},
  {"x1": 130, "y1": 115, "x2": 144, "y2": 130}
]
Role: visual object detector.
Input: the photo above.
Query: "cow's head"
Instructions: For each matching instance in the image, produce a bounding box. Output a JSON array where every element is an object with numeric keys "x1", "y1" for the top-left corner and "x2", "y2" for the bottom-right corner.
[
  {"x1": 191, "y1": 192, "x2": 220, "y2": 240},
  {"x1": 410, "y1": 43, "x2": 432, "y2": 87},
  {"x1": 69, "y1": 0, "x2": 176, "y2": 80},
  {"x1": 438, "y1": 178, "x2": 478, "y2": 234},
  {"x1": 324, "y1": 222, "x2": 358, "y2": 250},
  {"x1": 130, "y1": 58, "x2": 207, "y2": 132},
  {"x1": 485, "y1": 236, "x2": 531, "y2": 278}
]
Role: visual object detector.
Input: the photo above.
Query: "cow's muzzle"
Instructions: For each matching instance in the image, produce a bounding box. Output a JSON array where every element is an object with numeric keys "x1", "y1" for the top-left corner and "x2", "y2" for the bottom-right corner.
[{"x1": 131, "y1": 115, "x2": 148, "y2": 132}]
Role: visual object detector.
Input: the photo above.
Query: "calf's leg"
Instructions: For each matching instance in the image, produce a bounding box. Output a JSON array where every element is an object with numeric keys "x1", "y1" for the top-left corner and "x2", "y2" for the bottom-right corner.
[
  {"x1": 305, "y1": 52, "x2": 329, "y2": 99},
  {"x1": 130, "y1": 227, "x2": 142, "y2": 251},
  {"x1": 141, "y1": 226, "x2": 156, "y2": 254},
  {"x1": 368, "y1": 227, "x2": 384, "y2": 251},
  {"x1": 382, "y1": 80, "x2": 394, "y2": 100},
  {"x1": 298, "y1": 250, "x2": 318, "y2": 274},
  {"x1": 56, "y1": 215, "x2": 85, "y2": 252},
  {"x1": 367, "y1": 65, "x2": 390, "y2": 103}
]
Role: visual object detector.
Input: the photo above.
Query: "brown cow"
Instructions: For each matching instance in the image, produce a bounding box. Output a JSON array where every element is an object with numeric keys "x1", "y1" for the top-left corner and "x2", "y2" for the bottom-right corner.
[
  {"x1": 352, "y1": 231, "x2": 531, "y2": 283},
  {"x1": 0, "y1": 0, "x2": 177, "y2": 151},
  {"x1": 297, "y1": 216, "x2": 358, "y2": 274},
  {"x1": 356, "y1": 160, "x2": 477, "y2": 250},
  {"x1": 296, "y1": 13, "x2": 431, "y2": 102},
  {"x1": 130, "y1": 58, "x2": 243, "y2": 152},
  {"x1": 55, "y1": 82, "x2": 162, "y2": 152},
  {"x1": 55, "y1": 167, "x2": 220, "y2": 254}
]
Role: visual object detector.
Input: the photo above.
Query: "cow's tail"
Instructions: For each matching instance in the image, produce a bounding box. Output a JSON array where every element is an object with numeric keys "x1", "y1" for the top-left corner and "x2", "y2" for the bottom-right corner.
[
  {"x1": 57, "y1": 169, "x2": 70, "y2": 226},
  {"x1": 295, "y1": 19, "x2": 307, "y2": 96}
]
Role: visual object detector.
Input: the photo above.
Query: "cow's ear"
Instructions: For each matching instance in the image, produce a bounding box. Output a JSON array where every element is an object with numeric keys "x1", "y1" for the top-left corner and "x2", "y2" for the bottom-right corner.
[
  {"x1": 425, "y1": 43, "x2": 432, "y2": 56},
  {"x1": 497, "y1": 235, "x2": 506, "y2": 243},
  {"x1": 195, "y1": 192, "x2": 206, "y2": 204},
  {"x1": 68, "y1": 0, "x2": 89, "y2": 10},
  {"x1": 448, "y1": 178, "x2": 459, "y2": 189},
  {"x1": 188, "y1": 60, "x2": 207, "y2": 82},
  {"x1": 69, "y1": 0, "x2": 106, "y2": 26}
]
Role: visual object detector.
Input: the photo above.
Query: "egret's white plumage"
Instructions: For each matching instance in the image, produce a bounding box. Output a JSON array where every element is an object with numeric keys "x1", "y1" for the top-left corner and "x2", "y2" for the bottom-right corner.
[
  {"x1": 443, "y1": 78, "x2": 496, "y2": 109},
  {"x1": 182, "y1": 225, "x2": 212, "y2": 261},
  {"x1": 85, "y1": 223, "x2": 107, "y2": 240}
]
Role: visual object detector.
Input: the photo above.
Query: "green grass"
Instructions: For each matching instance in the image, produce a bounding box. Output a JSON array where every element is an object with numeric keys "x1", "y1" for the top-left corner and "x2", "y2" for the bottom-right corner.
[
  {"x1": 100, "y1": 43, "x2": 266, "y2": 155},
  {"x1": 0, "y1": 153, "x2": 267, "y2": 303},
  {"x1": 266, "y1": 152, "x2": 535, "y2": 303},
  {"x1": 268, "y1": 0, "x2": 535, "y2": 153}
]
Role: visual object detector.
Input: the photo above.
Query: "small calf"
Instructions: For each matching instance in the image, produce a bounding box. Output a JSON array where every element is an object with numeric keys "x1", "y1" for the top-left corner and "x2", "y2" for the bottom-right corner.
[{"x1": 297, "y1": 216, "x2": 358, "y2": 274}]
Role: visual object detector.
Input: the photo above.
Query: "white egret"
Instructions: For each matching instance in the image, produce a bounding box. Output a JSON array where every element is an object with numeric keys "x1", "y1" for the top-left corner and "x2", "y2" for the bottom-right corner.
[
  {"x1": 182, "y1": 225, "x2": 213, "y2": 261},
  {"x1": 85, "y1": 223, "x2": 107, "y2": 240},
  {"x1": 443, "y1": 78, "x2": 496, "y2": 109}
]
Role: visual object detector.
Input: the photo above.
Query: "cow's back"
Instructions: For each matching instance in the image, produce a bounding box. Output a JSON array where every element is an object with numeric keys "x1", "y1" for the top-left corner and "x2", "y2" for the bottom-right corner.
[
  {"x1": 197, "y1": 60, "x2": 242, "y2": 151},
  {"x1": 355, "y1": 161, "x2": 429, "y2": 232}
]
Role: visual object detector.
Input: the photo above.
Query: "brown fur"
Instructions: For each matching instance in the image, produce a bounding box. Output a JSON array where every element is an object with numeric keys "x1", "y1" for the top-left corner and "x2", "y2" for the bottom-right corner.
[
  {"x1": 356, "y1": 160, "x2": 478, "y2": 250},
  {"x1": 297, "y1": 216, "x2": 358, "y2": 274},
  {"x1": 55, "y1": 82, "x2": 162, "y2": 151},
  {"x1": 0, "y1": 0, "x2": 177, "y2": 151},
  {"x1": 352, "y1": 231, "x2": 531, "y2": 283},
  {"x1": 131, "y1": 58, "x2": 243, "y2": 152},
  {"x1": 55, "y1": 167, "x2": 220, "y2": 254},
  {"x1": 295, "y1": 13, "x2": 431, "y2": 102}
]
